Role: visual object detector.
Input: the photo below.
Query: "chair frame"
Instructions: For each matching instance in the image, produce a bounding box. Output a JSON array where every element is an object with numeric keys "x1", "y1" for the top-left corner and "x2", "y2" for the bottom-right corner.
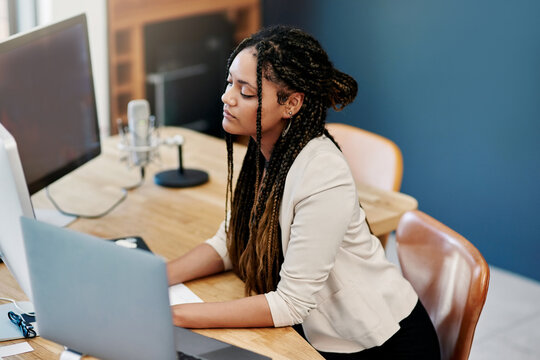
[
  {"x1": 326, "y1": 122, "x2": 403, "y2": 192},
  {"x1": 396, "y1": 210, "x2": 490, "y2": 360}
]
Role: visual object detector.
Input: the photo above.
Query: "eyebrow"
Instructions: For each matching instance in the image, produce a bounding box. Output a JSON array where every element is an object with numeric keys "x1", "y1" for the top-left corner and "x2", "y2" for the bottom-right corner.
[
  {"x1": 238, "y1": 79, "x2": 256, "y2": 89},
  {"x1": 228, "y1": 72, "x2": 256, "y2": 90}
]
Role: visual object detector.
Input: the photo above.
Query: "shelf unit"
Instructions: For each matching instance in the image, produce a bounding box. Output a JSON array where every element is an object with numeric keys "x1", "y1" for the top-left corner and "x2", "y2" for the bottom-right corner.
[{"x1": 107, "y1": 0, "x2": 260, "y2": 134}]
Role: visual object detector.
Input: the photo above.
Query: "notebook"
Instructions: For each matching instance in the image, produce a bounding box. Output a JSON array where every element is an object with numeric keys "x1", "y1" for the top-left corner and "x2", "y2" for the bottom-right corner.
[{"x1": 20, "y1": 217, "x2": 270, "y2": 360}]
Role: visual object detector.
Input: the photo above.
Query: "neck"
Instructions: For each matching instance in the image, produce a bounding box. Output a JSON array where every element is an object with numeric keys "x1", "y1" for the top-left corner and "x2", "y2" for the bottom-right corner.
[{"x1": 260, "y1": 142, "x2": 274, "y2": 161}]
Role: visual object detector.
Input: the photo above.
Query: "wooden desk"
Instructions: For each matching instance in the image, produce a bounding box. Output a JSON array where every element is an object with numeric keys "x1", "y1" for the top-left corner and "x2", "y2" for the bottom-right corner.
[{"x1": 1, "y1": 127, "x2": 417, "y2": 359}]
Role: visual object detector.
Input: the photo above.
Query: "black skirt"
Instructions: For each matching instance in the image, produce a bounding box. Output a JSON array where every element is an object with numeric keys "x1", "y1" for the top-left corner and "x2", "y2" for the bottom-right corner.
[{"x1": 293, "y1": 300, "x2": 441, "y2": 360}]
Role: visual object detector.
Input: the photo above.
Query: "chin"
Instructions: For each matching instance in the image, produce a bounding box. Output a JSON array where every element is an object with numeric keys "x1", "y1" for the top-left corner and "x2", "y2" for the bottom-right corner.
[
  {"x1": 222, "y1": 118, "x2": 232, "y2": 131},
  {"x1": 222, "y1": 118, "x2": 239, "y2": 135},
  {"x1": 222, "y1": 119, "x2": 244, "y2": 135}
]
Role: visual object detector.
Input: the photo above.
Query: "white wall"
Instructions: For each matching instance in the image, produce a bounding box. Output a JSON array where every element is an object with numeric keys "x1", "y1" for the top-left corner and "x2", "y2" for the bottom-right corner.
[
  {"x1": 37, "y1": 0, "x2": 110, "y2": 136},
  {"x1": 0, "y1": 0, "x2": 9, "y2": 39}
]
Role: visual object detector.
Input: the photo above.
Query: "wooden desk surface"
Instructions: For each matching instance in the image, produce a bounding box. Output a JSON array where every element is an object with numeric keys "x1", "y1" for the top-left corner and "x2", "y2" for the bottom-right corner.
[{"x1": 1, "y1": 127, "x2": 417, "y2": 359}]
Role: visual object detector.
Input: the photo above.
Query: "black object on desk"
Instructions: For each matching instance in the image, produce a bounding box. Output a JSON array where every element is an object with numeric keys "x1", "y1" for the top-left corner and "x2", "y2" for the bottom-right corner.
[
  {"x1": 154, "y1": 142, "x2": 209, "y2": 188},
  {"x1": 109, "y1": 236, "x2": 152, "y2": 253}
]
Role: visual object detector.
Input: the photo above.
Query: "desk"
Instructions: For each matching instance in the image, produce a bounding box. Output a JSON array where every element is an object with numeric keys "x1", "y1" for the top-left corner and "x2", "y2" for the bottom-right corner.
[{"x1": 1, "y1": 127, "x2": 417, "y2": 359}]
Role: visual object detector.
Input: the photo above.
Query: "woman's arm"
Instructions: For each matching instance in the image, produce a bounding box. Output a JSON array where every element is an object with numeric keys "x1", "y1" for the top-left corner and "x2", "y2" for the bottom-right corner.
[
  {"x1": 171, "y1": 294, "x2": 274, "y2": 328},
  {"x1": 167, "y1": 243, "x2": 225, "y2": 285},
  {"x1": 168, "y1": 239, "x2": 273, "y2": 328}
]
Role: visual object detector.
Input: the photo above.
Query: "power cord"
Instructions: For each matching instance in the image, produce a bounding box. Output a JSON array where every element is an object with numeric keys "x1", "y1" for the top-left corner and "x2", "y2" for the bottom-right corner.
[
  {"x1": 45, "y1": 166, "x2": 146, "y2": 220},
  {"x1": 0, "y1": 297, "x2": 34, "y2": 317}
]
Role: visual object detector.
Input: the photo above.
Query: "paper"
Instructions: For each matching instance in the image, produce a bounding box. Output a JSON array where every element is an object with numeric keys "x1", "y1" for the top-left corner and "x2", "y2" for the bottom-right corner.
[
  {"x1": 169, "y1": 284, "x2": 203, "y2": 305},
  {"x1": 0, "y1": 342, "x2": 33, "y2": 357}
]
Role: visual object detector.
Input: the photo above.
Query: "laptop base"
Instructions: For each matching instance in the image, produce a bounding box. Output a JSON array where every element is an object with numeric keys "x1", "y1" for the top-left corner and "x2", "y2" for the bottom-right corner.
[{"x1": 174, "y1": 327, "x2": 270, "y2": 360}]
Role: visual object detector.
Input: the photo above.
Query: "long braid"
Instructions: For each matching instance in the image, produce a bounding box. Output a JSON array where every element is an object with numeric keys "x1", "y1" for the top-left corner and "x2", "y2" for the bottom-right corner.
[
  {"x1": 225, "y1": 25, "x2": 358, "y2": 295},
  {"x1": 224, "y1": 40, "x2": 247, "y2": 235},
  {"x1": 253, "y1": 41, "x2": 266, "y2": 209},
  {"x1": 224, "y1": 134, "x2": 234, "y2": 232}
]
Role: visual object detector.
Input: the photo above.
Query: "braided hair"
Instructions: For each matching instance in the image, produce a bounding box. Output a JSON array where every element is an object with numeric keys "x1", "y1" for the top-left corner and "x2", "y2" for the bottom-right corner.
[{"x1": 224, "y1": 25, "x2": 358, "y2": 295}]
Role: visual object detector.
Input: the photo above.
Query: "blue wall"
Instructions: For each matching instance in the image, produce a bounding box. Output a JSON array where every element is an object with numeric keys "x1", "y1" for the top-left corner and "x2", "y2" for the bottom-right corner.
[{"x1": 263, "y1": 0, "x2": 540, "y2": 281}]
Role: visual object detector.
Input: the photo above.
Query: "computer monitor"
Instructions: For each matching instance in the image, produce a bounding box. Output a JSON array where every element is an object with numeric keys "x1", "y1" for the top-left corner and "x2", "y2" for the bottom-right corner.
[
  {"x1": 0, "y1": 123, "x2": 35, "y2": 301},
  {"x1": 0, "y1": 13, "x2": 100, "y2": 196}
]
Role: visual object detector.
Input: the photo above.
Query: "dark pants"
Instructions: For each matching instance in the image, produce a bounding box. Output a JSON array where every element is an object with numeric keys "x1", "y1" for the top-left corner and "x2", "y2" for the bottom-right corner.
[{"x1": 293, "y1": 300, "x2": 441, "y2": 360}]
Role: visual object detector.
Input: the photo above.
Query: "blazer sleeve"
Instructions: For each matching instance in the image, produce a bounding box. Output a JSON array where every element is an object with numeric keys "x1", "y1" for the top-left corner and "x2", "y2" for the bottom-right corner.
[
  {"x1": 205, "y1": 220, "x2": 233, "y2": 271},
  {"x1": 265, "y1": 149, "x2": 358, "y2": 327}
]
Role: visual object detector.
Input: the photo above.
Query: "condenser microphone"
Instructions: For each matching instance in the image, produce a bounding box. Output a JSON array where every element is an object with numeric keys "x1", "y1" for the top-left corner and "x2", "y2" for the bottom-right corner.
[{"x1": 127, "y1": 99, "x2": 151, "y2": 166}]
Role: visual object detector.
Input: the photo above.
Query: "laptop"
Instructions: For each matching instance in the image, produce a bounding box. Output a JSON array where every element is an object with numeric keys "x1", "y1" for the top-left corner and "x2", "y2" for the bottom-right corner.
[{"x1": 20, "y1": 217, "x2": 270, "y2": 360}]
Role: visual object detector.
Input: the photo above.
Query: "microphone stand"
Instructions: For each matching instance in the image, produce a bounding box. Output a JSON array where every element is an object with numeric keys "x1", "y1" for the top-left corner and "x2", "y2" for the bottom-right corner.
[{"x1": 154, "y1": 137, "x2": 208, "y2": 188}]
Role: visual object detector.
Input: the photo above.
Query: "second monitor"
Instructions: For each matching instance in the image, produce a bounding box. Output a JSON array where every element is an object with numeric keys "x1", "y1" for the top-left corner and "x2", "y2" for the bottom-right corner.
[{"x1": 0, "y1": 13, "x2": 100, "y2": 196}]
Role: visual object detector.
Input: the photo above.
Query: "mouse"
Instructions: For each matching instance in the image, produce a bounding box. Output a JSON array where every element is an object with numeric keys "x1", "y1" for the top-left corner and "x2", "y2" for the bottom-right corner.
[{"x1": 114, "y1": 237, "x2": 138, "y2": 249}]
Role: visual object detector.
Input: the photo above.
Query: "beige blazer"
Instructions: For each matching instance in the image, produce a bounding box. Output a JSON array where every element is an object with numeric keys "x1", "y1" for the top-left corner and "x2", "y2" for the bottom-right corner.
[{"x1": 207, "y1": 135, "x2": 418, "y2": 353}]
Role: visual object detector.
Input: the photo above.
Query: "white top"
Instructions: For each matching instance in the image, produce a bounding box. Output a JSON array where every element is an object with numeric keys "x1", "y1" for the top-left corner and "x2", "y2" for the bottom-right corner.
[{"x1": 206, "y1": 135, "x2": 418, "y2": 353}]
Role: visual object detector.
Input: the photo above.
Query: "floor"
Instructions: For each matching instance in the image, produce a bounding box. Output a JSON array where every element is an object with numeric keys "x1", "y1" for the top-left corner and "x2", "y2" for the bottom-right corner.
[{"x1": 385, "y1": 234, "x2": 540, "y2": 359}]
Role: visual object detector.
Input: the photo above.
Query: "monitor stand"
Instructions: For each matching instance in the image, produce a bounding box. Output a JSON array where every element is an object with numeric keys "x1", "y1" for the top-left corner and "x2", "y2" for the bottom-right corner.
[{"x1": 34, "y1": 208, "x2": 77, "y2": 227}]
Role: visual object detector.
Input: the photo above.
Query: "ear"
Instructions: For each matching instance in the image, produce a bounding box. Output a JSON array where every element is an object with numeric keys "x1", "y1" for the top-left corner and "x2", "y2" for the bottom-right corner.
[{"x1": 284, "y1": 92, "x2": 305, "y2": 118}]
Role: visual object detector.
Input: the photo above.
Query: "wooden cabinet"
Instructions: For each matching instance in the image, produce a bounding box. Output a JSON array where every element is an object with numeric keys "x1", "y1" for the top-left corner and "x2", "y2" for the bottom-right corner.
[{"x1": 107, "y1": 0, "x2": 260, "y2": 133}]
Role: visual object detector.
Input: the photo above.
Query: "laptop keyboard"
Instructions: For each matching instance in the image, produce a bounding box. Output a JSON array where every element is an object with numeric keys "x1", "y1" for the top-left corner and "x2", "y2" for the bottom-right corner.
[{"x1": 177, "y1": 351, "x2": 204, "y2": 360}]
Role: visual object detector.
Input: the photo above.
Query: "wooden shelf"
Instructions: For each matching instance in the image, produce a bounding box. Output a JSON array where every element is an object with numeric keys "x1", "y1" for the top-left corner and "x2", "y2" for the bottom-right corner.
[{"x1": 107, "y1": 0, "x2": 260, "y2": 132}]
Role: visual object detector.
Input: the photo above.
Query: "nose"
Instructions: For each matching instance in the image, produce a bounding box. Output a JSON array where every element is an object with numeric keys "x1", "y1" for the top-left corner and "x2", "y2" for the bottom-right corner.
[{"x1": 221, "y1": 86, "x2": 236, "y2": 106}]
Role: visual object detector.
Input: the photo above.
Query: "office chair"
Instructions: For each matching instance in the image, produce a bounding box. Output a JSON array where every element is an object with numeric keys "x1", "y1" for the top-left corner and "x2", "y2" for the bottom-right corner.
[
  {"x1": 326, "y1": 123, "x2": 403, "y2": 247},
  {"x1": 396, "y1": 210, "x2": 490, "y2": 360}
]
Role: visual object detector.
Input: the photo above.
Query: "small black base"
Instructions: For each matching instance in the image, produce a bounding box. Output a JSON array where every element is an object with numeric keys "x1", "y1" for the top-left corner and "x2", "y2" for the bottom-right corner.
[{"x1": 154, "y1": 168, "x2": 209, "y2": 188}]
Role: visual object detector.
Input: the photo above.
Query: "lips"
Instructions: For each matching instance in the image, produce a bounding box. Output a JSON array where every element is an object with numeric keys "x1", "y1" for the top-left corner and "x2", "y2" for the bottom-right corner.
[{"x1": 223, "y1": 109, "x2": 236, "y2": 119}]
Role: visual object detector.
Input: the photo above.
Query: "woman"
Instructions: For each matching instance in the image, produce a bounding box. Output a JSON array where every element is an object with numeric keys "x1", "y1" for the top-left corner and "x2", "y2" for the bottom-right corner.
[{"x1": 167, "y1": 25, "x2": 440, "y2": 359}]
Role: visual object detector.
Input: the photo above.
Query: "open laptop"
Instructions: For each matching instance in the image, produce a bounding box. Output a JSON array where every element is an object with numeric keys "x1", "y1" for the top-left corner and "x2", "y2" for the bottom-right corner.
[{"x1": 20, "y1": 216, "x2": 270, "y2": 360}]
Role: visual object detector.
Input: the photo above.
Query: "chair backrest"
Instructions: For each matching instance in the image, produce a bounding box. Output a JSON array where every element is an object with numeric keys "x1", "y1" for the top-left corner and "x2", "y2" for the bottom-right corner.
[
  {"x1": 326, "y1": 123, "x2": 403, "y2": 191},
  {"x1": 396, "y1": 210, "x2": 490, "y2": 360}
]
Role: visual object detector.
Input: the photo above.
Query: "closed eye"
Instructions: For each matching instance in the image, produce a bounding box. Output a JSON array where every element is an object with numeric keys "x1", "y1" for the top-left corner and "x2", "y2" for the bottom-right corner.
[{"x1": 226, "y1": 77, "x2": 256, "y2": 99}]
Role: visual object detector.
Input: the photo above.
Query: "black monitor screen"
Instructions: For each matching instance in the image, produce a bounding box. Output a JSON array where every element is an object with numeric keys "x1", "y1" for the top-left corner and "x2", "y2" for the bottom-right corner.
[{"x1": 0, "y1": 14, "x2": 100, "y2": 194}]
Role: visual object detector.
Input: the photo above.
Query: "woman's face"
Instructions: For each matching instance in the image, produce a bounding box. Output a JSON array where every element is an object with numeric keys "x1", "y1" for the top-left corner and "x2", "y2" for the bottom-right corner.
[{"x1": 221, "y1": 48, "x2": 289, "y2": 143}]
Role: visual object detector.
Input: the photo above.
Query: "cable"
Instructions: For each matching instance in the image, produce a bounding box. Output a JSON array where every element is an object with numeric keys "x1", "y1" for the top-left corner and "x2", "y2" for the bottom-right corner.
[
  {"x1": 45, "y1": 167, "x2": 146, "y2": 220},
  {"x1": 0, "y1": 297, "x2": 35, "y2": 317},
  {"x1": 123, "y1": 166, "x2": 145, "y2": 190},
  {"x1": 46, "y1": 187, "x2": 127, "y2": 219}
]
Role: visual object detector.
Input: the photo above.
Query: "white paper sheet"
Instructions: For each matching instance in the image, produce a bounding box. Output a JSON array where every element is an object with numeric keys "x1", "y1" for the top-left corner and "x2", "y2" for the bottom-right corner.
[
  {"x1": 0, "y1": 342, "x2": 33, "y2": 357},
  {"x1": 168, "y1": 284, "x2": 203, "y2": 306}
]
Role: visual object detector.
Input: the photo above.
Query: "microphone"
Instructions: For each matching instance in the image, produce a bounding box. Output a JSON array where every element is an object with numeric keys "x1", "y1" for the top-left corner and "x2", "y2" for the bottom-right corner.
[
  {"x1": 127, "y1": 99, "x2": 151, "y2": 167},
  {"x1": 118, "y1": 99, "x2": 208, "y2": 188}
]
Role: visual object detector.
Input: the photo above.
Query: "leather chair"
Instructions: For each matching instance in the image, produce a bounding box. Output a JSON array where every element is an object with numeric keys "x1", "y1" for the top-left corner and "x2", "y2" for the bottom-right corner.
[
  {"x1": 396, "y1": 210, "x2": 490, "y2": 360},
  {"x1": 326, "y1": 123, "x2": 403, "y2": 247}
]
